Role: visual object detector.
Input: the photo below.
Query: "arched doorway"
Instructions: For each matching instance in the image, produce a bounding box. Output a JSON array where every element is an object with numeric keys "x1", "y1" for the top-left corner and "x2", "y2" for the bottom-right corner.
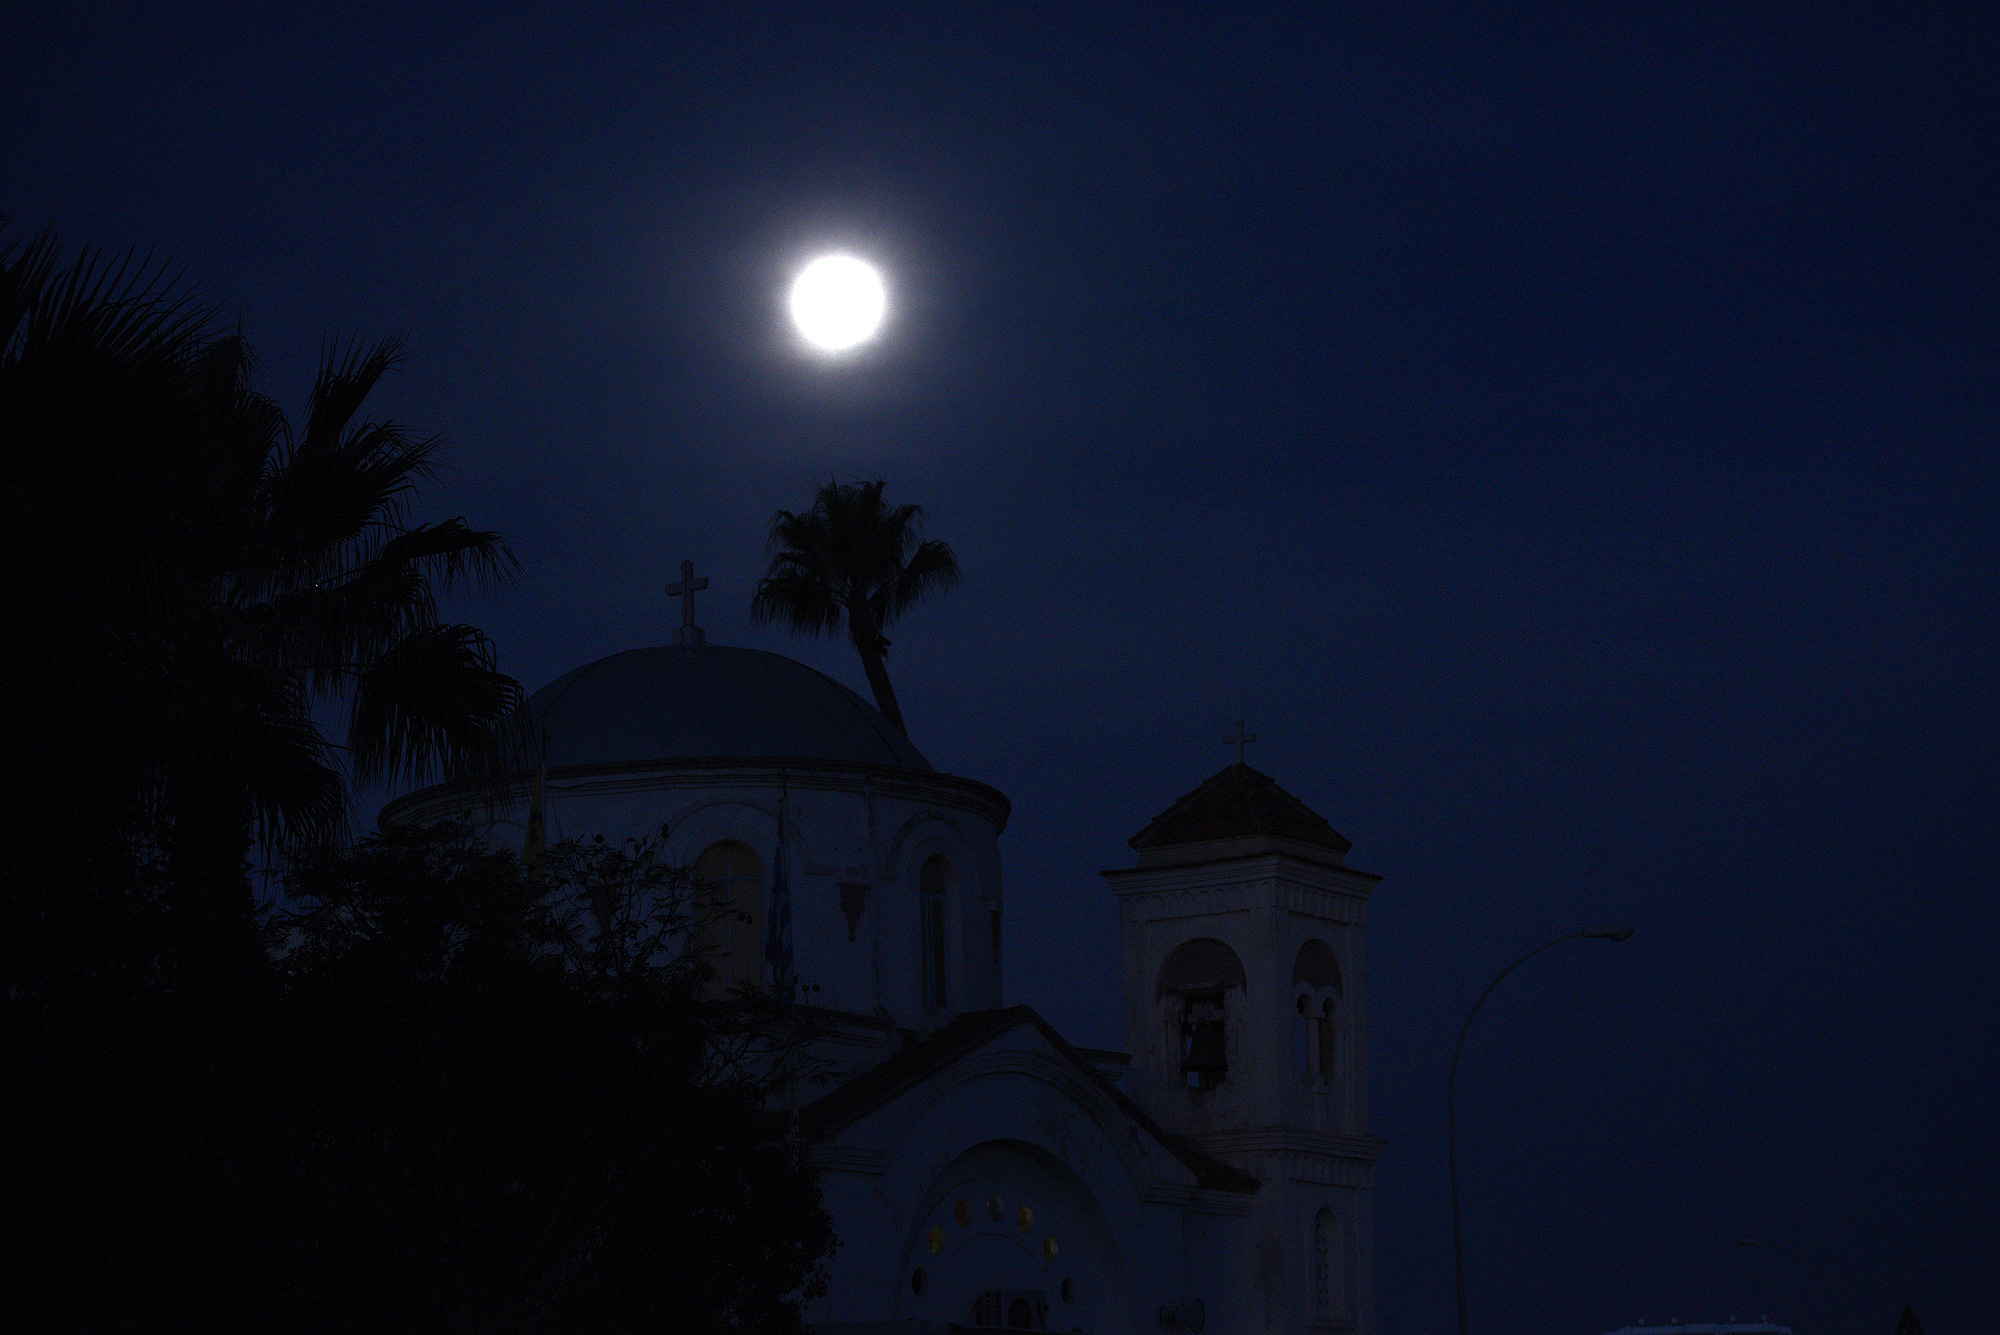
[{"x1": 895, "y1": 1141, "x2": 1130, "y2": 1335}]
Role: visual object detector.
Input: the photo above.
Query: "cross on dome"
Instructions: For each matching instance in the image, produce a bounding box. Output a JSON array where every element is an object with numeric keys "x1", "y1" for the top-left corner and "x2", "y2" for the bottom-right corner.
[
  {"x1": 1224, "y1": 720, "x2": 1256, "y2": 765},
  {"x1": 666, "y1": 558, "x2": 709, "y2": 646}
]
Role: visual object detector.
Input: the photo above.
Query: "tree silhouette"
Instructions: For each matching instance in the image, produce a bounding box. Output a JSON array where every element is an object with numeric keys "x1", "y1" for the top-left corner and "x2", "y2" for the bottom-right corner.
[
  {"x1": 750, "y1": 477, "x2": 959, "y2": 735},
  {"x1": 266, "y1": 824, "x2": 833, "y2": 1334},
  {"x1": 9, "y1": 822, "x2": 835, "y2": 1333},
  {"x1": 1, "y1": 230, "x2": 521, "y2": 976},
  {"x1": 1897, "y1": 1306, "x2": 1925, "y2": 1335}
]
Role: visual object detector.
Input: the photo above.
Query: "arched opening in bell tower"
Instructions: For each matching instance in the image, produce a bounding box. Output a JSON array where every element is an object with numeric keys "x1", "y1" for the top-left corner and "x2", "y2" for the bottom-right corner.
[{"x1": 1156, "y1": 937, "x2": 1247, "y2": 1090}]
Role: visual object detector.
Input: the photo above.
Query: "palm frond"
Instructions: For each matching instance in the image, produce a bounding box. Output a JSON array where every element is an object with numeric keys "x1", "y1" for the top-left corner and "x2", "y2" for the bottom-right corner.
[
  {"x1": 752, "y1": 477, "x2": 959, "y2": 730},
  {"x1": 4, "y1": 237, "x2": 520, "y2": 865},
  {"x1": 157, "y1": 645, "x2": 348, "y2": 854},
  {"x1": 263, "y1": 520, "x2": 518, "y2": 695},
  {"x1": 253, "y1": 421, "x2": 443, "y2": 596},
  {"x1": 349, "y1": 624, "x2": 525, "y2": 788},
  {"x1": 302, "y1": 334, "x2": 406, "y2": 461},
  {"x1": 376, "y1": 518, "x2": 520, "y2": 595},
  {"x1": 750, "y1": 564, "x2": 843, "y2": 636},
  {"x1": 0, "y1": 228, "x2": 63, "y2": 354},
  {"x1": 883, "y1": 538, "x2": 960, "y2": 619}
]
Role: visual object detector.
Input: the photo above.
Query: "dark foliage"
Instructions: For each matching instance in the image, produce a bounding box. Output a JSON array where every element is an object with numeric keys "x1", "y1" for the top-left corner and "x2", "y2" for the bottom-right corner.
[
  {"x1": 0, "y1": 228, "x2": 522, "y2": 987},
  {"x1": 7, "y1": 825, "x2": 834, "y2": 1334},
  {"x1": 1, "y1": 231, "x2": 831, "y2": 1333}
]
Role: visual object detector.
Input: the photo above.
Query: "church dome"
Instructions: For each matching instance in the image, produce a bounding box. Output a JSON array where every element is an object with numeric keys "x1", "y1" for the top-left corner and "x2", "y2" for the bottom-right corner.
[{"x1": 526, "y1": 643, "x2": 932, "y2": 772}]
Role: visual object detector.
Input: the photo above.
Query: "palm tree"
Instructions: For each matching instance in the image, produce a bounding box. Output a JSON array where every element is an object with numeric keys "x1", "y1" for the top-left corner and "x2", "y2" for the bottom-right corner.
[
  {"x1": 2, "y1": 230, "x2": 522, "y2": 973},
  {"x1": 750, "y1": 478, "x2": 959, "y2": 736}
]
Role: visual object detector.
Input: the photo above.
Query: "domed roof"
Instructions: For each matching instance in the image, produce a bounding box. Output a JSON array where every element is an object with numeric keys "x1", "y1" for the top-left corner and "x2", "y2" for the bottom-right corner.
[{"x1": 525, "y1": 644, "x2": 932, "y2": 772}]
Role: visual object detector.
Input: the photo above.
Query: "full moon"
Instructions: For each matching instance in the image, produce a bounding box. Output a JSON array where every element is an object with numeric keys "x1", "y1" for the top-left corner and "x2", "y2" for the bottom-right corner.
[{"x1": 788, "y1": 255, "x2": 887, "y2": 352}]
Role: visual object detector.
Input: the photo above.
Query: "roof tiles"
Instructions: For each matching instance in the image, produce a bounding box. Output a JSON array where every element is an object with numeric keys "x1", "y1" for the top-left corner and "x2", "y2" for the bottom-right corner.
[{"x1": 1128, "y1": 763, "x2": 1351, "y2": 854}]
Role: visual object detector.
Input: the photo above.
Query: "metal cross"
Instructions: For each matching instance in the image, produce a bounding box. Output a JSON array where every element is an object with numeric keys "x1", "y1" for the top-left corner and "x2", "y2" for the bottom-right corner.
[
  {"x1": 1223, "y1": 721, "x2": 1256, "y2": 765},
  {"x1": 665, "y1": 558, "x2": 708, "y2": 646}
]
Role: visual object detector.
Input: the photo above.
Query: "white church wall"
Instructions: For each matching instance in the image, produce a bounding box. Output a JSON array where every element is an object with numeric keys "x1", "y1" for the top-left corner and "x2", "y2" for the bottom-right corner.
[
  {"x1": 807, "y1": 1022, "x2": 1253, "y2": 1335},
  {"x1": 1105, "y1": 845, "x2": 1385, "y2": 1335},
  {"x1": 1119, "y1": 901, "x2": 1262, "y2": 1141},
  {"x1": 375, "y1": 667, "x2": 1392, "y2": 1335},
  {"x1": 883, "y1": 810, "x2": 1004, "y2": 1024},
  {"x1": 385, "y1": 761, "x2": 1006, "y2": 1034}
]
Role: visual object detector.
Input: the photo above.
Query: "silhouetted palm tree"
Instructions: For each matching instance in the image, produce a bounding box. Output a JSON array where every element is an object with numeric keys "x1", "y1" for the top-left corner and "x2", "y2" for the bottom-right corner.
[
  {"x1": 2, "y1": 231, "x2": 521, "y2": 970},
  {"x1": 750, "y1": 478, "x2": 959, "y2": 735}
]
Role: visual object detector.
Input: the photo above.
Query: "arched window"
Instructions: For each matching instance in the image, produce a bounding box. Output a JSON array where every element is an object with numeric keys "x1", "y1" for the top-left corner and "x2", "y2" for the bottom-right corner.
[
  {"x1": 1157, "y1": 938, "x2": 1246, "y2": 1090},
  {"x1": 1293, "y1": 939, "x2": 1342, "y2": 993},
  {"x1": 1294, "y1": 940, "x2": 1342, "y2": 1086},
  {"x1": 1157, "y1": 937, "x2": 1248, "y2": 996},
  {"x1": 1296, "y1": 993, "x2": 1315, "y2": 1078},
  {"x1": 920, "y1": 854, "x2": 952, "y2": 1012},
  {"x1": 1314, "y1": 1207, "x2": 1341, "y2": 1318},
  {"x1": 1319, "y1": 997, "x2": 1338, "y2": 1084},
  {"x1": 696, "y1": 841, "x2": 762, "y2": 994}
]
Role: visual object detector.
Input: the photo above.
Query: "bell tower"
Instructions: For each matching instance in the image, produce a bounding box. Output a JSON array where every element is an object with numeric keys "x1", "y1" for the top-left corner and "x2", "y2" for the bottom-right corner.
[{"x1": 1103, "y1": 754, "x2": 1384, "y2": 1335}]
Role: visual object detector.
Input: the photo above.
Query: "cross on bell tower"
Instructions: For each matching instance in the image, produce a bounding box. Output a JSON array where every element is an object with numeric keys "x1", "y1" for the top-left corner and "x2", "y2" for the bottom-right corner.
[
  {"x1": 1224, "y1": 721, "x2": 1256, "y2": 766},
  {"x1": 666, "y1": 559, "x2": 708, "y2": 646}
]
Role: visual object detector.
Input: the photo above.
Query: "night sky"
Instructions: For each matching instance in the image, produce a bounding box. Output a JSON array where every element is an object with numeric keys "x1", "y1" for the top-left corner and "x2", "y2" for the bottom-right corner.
[{"x1": 7, "y1": 6, "x2": 1995, "y2": 1333}]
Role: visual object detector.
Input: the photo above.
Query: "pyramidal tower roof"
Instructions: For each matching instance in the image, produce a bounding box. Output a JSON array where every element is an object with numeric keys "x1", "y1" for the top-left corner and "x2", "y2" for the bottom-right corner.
[{"x1": 1127, "y1": 762, "x2": 1353, "y2": 868}]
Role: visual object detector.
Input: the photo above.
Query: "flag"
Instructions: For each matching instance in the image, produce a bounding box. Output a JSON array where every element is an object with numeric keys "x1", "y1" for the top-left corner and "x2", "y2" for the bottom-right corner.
[{"x1": 766, "y1": 805, "x2": 795, "y2": 997}]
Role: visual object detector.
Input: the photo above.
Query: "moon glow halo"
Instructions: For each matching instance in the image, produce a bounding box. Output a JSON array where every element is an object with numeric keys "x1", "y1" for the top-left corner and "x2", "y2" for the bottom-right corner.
[{"x1": 789, "y1": 255, "x2": 887, "y2": 352}]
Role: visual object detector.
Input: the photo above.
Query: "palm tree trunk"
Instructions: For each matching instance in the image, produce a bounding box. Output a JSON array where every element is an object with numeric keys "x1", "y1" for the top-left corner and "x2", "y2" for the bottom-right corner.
[{"x1": 848, "y1": 620, "x2": 907, "y2": 735}]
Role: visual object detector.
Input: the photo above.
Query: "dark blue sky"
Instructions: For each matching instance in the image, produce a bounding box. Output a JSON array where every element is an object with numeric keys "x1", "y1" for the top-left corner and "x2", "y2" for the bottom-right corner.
[{"x1": 8, "y1": 6, "x2": 1995, "y2": 1333}]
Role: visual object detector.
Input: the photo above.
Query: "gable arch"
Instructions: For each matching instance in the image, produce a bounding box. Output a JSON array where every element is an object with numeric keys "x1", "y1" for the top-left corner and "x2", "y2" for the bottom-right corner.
[
  {"x1": 885, "y1": 810, "x2": 983, "y2": 892},
  {"x1": 1156, "y1": 937, "x2": 1247, "y2": 998},
  {"x1": 659, "y1": 795, "x2": 780, "y2": 872},
  {"x1": 893, "y1": 1137, "x2": 1133, "y2": 1333},
  {"x1": 876, "y1": 1043, "x2": 1180, "y2": 1225},
  {"x1": 1293, "y1": 939, "x2": 1343, "y2": 994}
]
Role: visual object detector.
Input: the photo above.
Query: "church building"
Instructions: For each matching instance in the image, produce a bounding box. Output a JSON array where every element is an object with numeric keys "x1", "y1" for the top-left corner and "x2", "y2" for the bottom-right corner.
[{"x1": 382, "y1": 598, "x2": 1386, "y2": 1335}]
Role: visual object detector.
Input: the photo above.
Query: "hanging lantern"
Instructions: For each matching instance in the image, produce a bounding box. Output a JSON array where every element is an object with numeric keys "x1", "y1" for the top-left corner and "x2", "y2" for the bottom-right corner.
[
  {"x1": 1043, "y1": 1236, "x2": 1060, "y2": 1263},
  {"x1": 954, "y1": 1199, "x2": 970, "y2": 1227},
  {"x1": 1016, "y1": 1205, "x2": 1034, "y2": 1230},
  {"x1": 928, "y1": 1226, "x2": 944, "y2": 1255}
]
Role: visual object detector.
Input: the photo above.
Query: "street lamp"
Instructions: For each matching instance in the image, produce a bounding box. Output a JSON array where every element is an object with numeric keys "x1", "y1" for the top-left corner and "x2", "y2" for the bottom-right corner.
[{"x1": 1449, "y1": 923, "x2": 1635, "y2": 1335}]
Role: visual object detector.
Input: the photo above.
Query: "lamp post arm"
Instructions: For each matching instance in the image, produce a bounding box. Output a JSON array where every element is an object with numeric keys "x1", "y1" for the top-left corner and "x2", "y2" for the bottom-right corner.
[{"x1": 1447, "y1": 931, "x2": 1583, "y2": 1335}]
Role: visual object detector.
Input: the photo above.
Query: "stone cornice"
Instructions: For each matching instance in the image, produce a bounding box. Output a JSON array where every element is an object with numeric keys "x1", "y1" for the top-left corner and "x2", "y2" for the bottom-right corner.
[
  {"x1": 808, "y1": 1145, "x2": 888, "y2": 1175},
  {"x1": 380, "y1": 756, "x2": 1011, "y2": 834},
  {"x1": 1104, "y1": 852, "x2": 1379, "y2": 898},
  {"x1": 1190, "y1": 1187, "x2": 1258, "y2": 1217},
  {"x1": 1196, "y1": 1128, "x2": 1386, "y2": 1161},
  {"x1": 1196, "y1": 1129, "x2": 1388, "y2": 1190},
  {"x1": 1134, "y1": 832, "x2": 1353, "y2": 871},
  {"x1": 1110, "y1": 877, "x2": 1372, "y2": 927}
]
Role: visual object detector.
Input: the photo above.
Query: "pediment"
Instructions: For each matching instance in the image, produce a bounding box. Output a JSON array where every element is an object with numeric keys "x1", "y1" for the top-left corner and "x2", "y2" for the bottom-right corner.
[{"x1": 801, "y1": 1005, "x2": 1256, "y2": 1195}]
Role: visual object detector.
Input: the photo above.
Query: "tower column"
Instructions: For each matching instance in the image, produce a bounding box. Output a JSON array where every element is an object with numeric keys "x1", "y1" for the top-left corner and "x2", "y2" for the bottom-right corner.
[{"x1": 1104, "y1": 760, "x2": 1387, "y2": 1335}]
